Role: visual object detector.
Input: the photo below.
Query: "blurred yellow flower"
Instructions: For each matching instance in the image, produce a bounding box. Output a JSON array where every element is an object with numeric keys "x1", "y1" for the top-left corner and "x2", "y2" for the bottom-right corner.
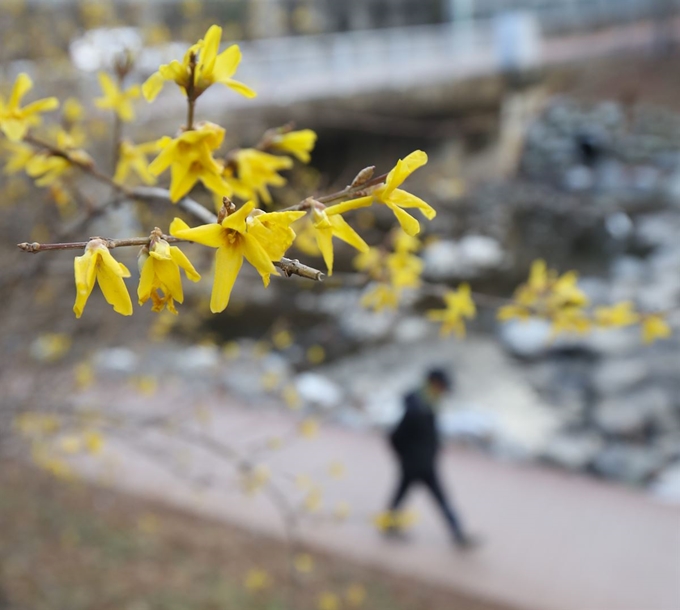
[
  {"x1": 306, "y1": 344, "x2": 326, "y2": 365},
  {"x1": 170, "y1": 202, "x2": 277, "y2": 312},
  {"x1": 294, "y1": 552, "x2": 314, "y2": 574},
  {"x1": 345, "y1": 584, "x2": 367, "y2": 607},
  {"x1": 328, "y1": 461, "x2": 345, "y2": 479},
  {"x1": 73, "y1": 238, "x2": 132, "y2": 318},
  {"x1": 95, "y1": 73, "x2": 140, "y2": 122},
  {"x1": 73, "y1": 362, "x2": 95, "y2": 389},
  {"x1": 427, "y1": 284, "x2": 476, "y2": 337},
  {"x1": 225, "y1": 148, "x2": 293, "y2": 206},
  {"x1": 0, "y1": 73, "x2": 58, "y2": 141},
  {"x1": 282, "y1": 384, "x2": 302, "y2": 409},
  {"x1": 360, "y1": 283, "x2": 399, "y2": 312},
  {"x1": 272, "y1": 328, "x2": 294, "y2": 350},
  {"x1": 595, "y1": 301, "x2": 639, "y2": 327},
  {"x1": 2, "y1": 140, "x2": 34, "y2": 174},
  {"x1": 244, "y1": 568, "x2": 271, "y2": 592},
  {"x1": 269, "y1": 129, "x2": 317, "y2": 163},
  {"x1": 353, "y1": 247, "x2": 383, "y2": 279},
  {"x1": 299, "y1": 418, "x2": 319, "y2": 438},
  {"x1": 242, "y1": 464, "x2": 271, "y2": 495},
  {"x1": 114, "y1": 139, "x2": 160, "y2": 185},
  {"x1": 318, "y1": 592, "x2": 340, "y2": 610},
  {"x1": 641, "y1": 314, "x2": 672, "y2": 344},
  {"x1": 83, "y1": 430, "x2": 104, "y2": 454},
  {"x1": 386, "y1": 251, "x2": 422, "y2": 290},
  {"x1": 63, "y1": 97, "x2": 84, "y2": 123}
]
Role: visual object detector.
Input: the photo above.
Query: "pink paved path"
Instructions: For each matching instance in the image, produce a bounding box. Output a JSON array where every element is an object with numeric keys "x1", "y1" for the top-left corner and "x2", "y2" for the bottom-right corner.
[{"x1": 71, "y1": 388, "x2": 680, "y2": 610}]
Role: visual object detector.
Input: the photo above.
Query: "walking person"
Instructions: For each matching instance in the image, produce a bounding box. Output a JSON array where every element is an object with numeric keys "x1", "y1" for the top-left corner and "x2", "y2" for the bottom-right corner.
[{"x1": 386, "y1": 368, "x2": 479, "y2": 549}]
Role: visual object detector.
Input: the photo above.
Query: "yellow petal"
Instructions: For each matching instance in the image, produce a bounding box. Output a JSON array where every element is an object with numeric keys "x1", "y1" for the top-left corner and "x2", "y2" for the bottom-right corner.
[
  {"x1": 142, "y1": 72, "x2": 165, "y2": 102},
  {"x1": 200, "y1": 25, "x2": 222, "y2": 74},
  {"x1": 385, "y1": 201, "x2": 420, "y2": 236},
  {"x1": 170, "y1": 246, "x2": 201, "y2": 282},
  {"x1": 325, "y1": 196, "x2": 373, "y2": 217},
  {"x1": 330, "y1": 215, "x2": 369, "y2": 252},
  {"x1": 73, "y1": 252, "x2": 96, "y2": 318},
  {"x1": 211, "y1": 244, "x2": 243, "y2": 313},
  {"x1": 1, "y1": 119, "x2": 27, "y2": 142},
  {"x1": 383, "y1": 150, "x2": 428, "y2": 196},
  {"x1": 154, "y1": 258, "x2": 184, "y2": 303},
  {"x1": 388, "y1": 188, "x2": 436, "y2": 220},
  {"x1": 170, "y1": 221, "x2": 224, "y2": 248},
  {"x1": 9, "y1": 73, "x2": 32, "y2": 108},
  {"x1": 242, "y1": 233, "x2": 277, "y2": 282},
  {"x1": 314, "y1": 224, "x2": 335, "y2": 276},
  {"x1": 221, "y1": 200, "x2": 255, "y2": 232},
  {"x1": 137, "y1": 256, "x2": 155, "y2": 304},
  {"x1": 22, "y1": 97, "x2": 59, "y2": 116},
  {"x1": 213, "y1": 44, "x2": 241, "y2": 79},
  {"x1": 96, "y1": 263, "x2": 133, "y2": 316},
  {"x1": 224, "y1": 78, "x2": 257, "y2": 98}
]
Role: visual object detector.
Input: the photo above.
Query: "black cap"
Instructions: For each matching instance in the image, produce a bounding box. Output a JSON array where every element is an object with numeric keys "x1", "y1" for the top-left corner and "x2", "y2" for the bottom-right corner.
[{"x1": 427, "y1": 368, "x2": 452, "y2": 390}]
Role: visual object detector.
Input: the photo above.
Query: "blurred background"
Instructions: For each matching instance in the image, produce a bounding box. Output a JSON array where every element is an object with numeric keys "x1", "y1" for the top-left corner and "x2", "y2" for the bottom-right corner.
[{"x1": 1, "y1": 1, "x2": 679, "y2": 609}]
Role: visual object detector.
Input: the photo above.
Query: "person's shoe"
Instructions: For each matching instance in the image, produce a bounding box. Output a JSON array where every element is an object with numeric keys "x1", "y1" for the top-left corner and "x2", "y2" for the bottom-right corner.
[{"x1": 454, "y1": 533, "x2": 483, "y2": 551}]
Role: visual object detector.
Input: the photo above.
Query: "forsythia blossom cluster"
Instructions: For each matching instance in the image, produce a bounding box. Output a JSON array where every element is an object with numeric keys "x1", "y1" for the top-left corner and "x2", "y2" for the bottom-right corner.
[{"x1": 499, "y1": 260, "x2": 672, "y2": 343}]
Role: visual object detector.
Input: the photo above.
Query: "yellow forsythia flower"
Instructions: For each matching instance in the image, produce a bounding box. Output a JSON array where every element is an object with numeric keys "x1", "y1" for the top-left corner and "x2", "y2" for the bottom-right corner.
[
  {"x1": 282, "y1": 384, "x2": 302, "y2": 409},
  {"x1": 138, "y1": 237, "x2": 200, "y2": 314},
  {"x1": 149, "y1": 121, "x2": 230, "y2": 202},
  {"x1": 73, "y1": 239, "x2": 132, "y2": 318},
  {"x1": 73, "y1": 362, "x2": 94, "y2": 389},
  {"x1": 386, "y1": 251, "x2": 423, "y2": 290},
  {"x1": 345, "y1": 584, "x2": 367, "y2": 607},
  {"x1": 306, "y1": 344, "x2": 326, "y2": 364},
  {"x1": 142, "y1": 25, "x2": 256, "y2": 102},
  {"x1": 551, "y1": 307, "x2": 592, "y2": 336},
  {"x1": 328, "y1": 461, "x2": 345, "y2": 479},
  {"x1": 330, "y1": 150, "x2": 435, "y2": 236},
  {"x1": 83, "y1": 430, "x2": 104, "y2": 454},
  {"x1": 2, "y1": 140, "x2": 34, "y2": 174},
  {"x1": 310, "y1": 206, "x2": 369, "y2": 276},
  {"x1": 299, "y1": 417, "x2": 319, "y2": 438},
  {"x1": 114, "y1": 140, "x2": 160, "y2": 185},
  {"x1": 641, "y1": 314, "x2": 672, "y2": 344},
  {"x1": 244, "y1": 568, "x2": 271, "y2": 592},
  {"x1": 0, "y1": 73, "x2": 58, "y2": 141},
  {"x1": 63, "y1": 97, "x2": 84, "y2": 123},
  {"x1": 353, "y1": 247, "x2": 383, "y2": 279},
  {"x1": 294, "y1": 552, "x2": 314, "y2": 574},
  {"x1": 427, "y1": 283, "x2": 476, "y2": 337},
  {"x1": 225, "y1": 148, "x2": 293, "y2": 206},
  {"x1": 272, "y1": 328, "x2": 294, "y2": 350},
  {"x1": 26, "y1": 129, "x2": 92, "y2": 187},
  {"x1": 246, "y1": 209, "x2": 306, "y2": 284},
  {"x1": 360, "y1": 283, "x2": 399, "y2": 312},
  {"x1": 595, "y1": 301, "x2": 639, "y2": 327},
  {"x1": 318, "y1": 592, "x2": 340, "y2": 610},
  {"x1": 94, "y1": 73, "x2": 140, "y2": 122},
  {"x1": 269, "y1": 129, "x2": 317, "y2": 163},
  {"x1": 170, "y1": 202, "x2": 277, "y2": 313}
]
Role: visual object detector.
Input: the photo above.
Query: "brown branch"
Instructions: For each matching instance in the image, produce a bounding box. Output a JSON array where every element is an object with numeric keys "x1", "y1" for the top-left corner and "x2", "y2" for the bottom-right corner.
[{"x1": 279, "y1": 170, "x2": 388, "y2": 213}]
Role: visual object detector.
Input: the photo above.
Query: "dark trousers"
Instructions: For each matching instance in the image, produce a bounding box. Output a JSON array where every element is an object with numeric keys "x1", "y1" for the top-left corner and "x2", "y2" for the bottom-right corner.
[{"x1": 389, "y1": 463, "x2": 465, "y2": 541}]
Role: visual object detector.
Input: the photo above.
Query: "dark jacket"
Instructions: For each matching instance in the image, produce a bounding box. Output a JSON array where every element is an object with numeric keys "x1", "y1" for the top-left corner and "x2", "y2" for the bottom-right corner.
[{"x1": 389, "y1": 390, "x2": 440, "y2": 474}]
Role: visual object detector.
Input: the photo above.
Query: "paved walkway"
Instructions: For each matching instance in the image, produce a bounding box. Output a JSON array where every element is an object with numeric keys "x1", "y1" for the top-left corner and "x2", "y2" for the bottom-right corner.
[{"x1": 70, "y1": 384, "x2": 680, "y2": 610}]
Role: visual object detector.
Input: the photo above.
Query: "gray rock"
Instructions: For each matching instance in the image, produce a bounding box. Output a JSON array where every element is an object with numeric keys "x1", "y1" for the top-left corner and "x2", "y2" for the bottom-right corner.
[
  {"x1": 541, "y1": 432, "x2": 604, "y2": 470},
  {"x1": 595, "y1": 387, "x2": 674, "y2": 436},
  {"x1": 94, "y1": 347, "x2": 139, "y2": 375},
  {"x1": 592, "y1": 444, "x2": 665, "y2": 484},
  {"x1": 592, "y1": 359, "x2": 649, "y2": 396},
  {"x1": 650, "y1": 461, "x2": 680, "y2": 503},
  {"x1": 296, "y1": 373, "x2": 343, "y2": 409},
  {"x1": 498, "y1": 319, "x2": 552, "y2": 359}
]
